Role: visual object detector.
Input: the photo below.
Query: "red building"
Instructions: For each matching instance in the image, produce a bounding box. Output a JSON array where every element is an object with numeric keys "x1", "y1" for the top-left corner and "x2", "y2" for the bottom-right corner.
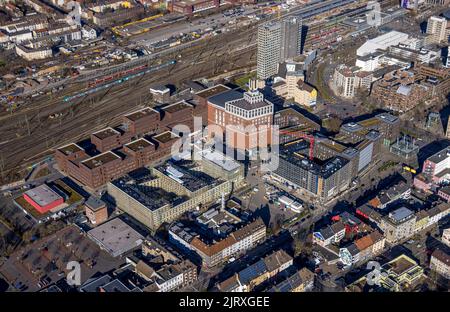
[
  {"x1": 206, "y1": 85, "x2": 274, "y2": 152},
  {"x1": 23, "y1": 184, "x2": 64, "y2": 214},
  {"x1": 55, "y1": 101, "x2": 200, "y2": 190}
]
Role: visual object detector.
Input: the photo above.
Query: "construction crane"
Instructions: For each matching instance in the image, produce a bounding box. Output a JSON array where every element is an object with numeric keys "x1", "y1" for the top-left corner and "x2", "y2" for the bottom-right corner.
[{"x1": 280, "y1": 129, "x2": 315, "y2": 160}]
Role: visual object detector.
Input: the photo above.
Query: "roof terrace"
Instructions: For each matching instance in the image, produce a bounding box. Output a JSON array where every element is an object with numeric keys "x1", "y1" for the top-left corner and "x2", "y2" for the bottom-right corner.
[
  {"x1": 124, "y1": 107, "x2": 159, "y2": 122},
  {"x1": 81, "y1": 151, "x2": 121, "y2": 169},
  {"x1": 58, "y1": 143, "x2": 84, "y2": 156},
  {"x1": 125, "y1": 138, "x2": 154, "y2": 152},
  {"x1": 92, "y1": 127, "x2": 120, "y2": 140}
]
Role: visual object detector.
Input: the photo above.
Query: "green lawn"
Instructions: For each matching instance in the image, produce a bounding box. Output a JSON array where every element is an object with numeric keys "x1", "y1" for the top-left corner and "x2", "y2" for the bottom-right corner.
[{"x1": 234, "y1": 72, "x2": 256, "y2": 88}]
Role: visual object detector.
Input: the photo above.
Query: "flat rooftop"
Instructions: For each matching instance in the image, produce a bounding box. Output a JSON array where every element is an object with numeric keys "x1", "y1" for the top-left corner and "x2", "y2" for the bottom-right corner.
[
  {"x1": 58, "y1": 143, "x2": 84, "y2": 156},
  {"x1": 87, "y1": 218, "x2": 144, "y2": 257},
  {"x1": 92, "y1": 127, "x2": 120, "y2": 140},
  {"x1": 82, "y1": 151, "x2": 121, "y2": 169},
  {"x1": 156, "y1": 161, "x2": 217, "y2": 193},
  {"x1": 375, "y1": 112, "x2": 399, "y2": 125},
  {"x1": 196, "y1": 208, "x2": 242, "y2": 232},
  {"x1": 125, "y1": 138, "x2": 154, "y2": 152},
  {"x1": 228, "y1": 98, "x2": 271, "y2": 111},
  {"x1": 208, "y1": 89, "x2": 243, "y2": 108},
  {"x1": 388, "y1": 207, "x2": 414, "y2": 223},
  {"x1": 111, "y1": 168, "x2": 187, "y2": 211},
  {"x1": 24, "y1": 184, "x2": 62, "y2": 207},
  {"x1": 280, "y1": 141, "x2": 349, "y2": 178},
  {"x1": 153, "y1": 131, "x2": 179, "y2": 144},
  {"x1": 85, "y1": 196, "x2": 106, "y2": 211},
  {"x1": 195, "y1": 84, "x2": 230, "y2": 99},
  {"x1": 162, "y1": 101, "x2": 192, "y2": 114},
  {"x1": 124, "y1": 107, "x2": 159, "y2": 122},
  {"x1": 428, "y1": 147, "x2": 450, "y2": 164},
  {"x1": 198, "y1": 150, "x2": 241, "y2": 172},
  {"x1": 386, "y1": 256, "x2": 416, "y2": 276}
]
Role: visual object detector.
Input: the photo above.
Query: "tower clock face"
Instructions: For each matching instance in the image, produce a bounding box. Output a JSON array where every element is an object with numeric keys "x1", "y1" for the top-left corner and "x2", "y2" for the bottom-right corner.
[{"x1": 287, "y1": 64, "x2": 296, "y2": 72}]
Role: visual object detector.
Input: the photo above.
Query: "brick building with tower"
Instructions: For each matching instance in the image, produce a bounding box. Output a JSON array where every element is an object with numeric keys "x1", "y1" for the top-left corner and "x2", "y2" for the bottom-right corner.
[{"x1": 206, "y1": 81, "x2": 274, "y2": 154}]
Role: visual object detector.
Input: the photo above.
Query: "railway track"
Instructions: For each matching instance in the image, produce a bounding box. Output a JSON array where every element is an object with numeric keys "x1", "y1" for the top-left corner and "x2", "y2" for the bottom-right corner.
[{"x1": 0, "y1": 42, "x2": 256, "y2": 183}]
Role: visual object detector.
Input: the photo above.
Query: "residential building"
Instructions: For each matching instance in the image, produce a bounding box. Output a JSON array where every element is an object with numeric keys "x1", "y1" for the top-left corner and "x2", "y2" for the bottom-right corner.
[
  {"x1": 368, "y1": 180, "x2": 411, "y2": 209},
  {"x1": 430, "y1": 249, "x2": 450, "y2": 279},
  {"x1": 169, "y1": 218, "x2": 266, "y2": 267},
  {"x1": 81, "y1": 25, "x2": 97, "y2": 40},
  {"x1": 332, "y1": 65, "x2": 373, "y2": 98},
  {"x1": 265, "y1": 268, "x2": 315, "y2": 292},
  {"x1": 381, "y1": 207, "x2": 416, "y2": 244},
  {"x1": 15, "y1": 44, "x2": 52, "y2": 60},
  {"x1": 339, "y1": 231, "x2": 386, "y2": 266},
  {"x1": 426, "y1": 16, "x2": 449, "y2": 44},
  {"x1": 217, "y1": 249, "x2": 293, "y2": 292},
  {"x1": 370, "y1": 68, "x2": 432, "y2": 113},
  {"x1": 379, "y1": 254, "x2": 424, "y2": 292},
  {"x1": 313, "y1": 221, "x2": 346, "y2": 247}
]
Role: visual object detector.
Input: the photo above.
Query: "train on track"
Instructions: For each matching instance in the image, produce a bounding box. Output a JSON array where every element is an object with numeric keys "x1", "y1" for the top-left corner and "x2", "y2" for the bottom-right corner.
[{"x1": 63, "y1": 60, "x2": 176, "y2": 103}]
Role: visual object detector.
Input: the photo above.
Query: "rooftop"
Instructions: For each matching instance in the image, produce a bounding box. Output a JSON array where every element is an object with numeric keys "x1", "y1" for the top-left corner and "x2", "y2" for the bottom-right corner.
[
  {"x1": 24, "y1": 184, "x2": 63, "y2": 207},
  {"x1": 81, "y1": 151, "x2": 121, "y2": 169},
  {"x1": 208, "y1": 89, "x2": 244, "y2": 108},
  {"x1": 87, "y1": 218, "x2": 144, "y2": 257},
  {"x1": 162, "y1": 101, "x2": 192, "y2": 114},
  {"x1": 125, "y1": 138, "x2": 154, "y2": 152},
  {"x1": 280, "y1": 141, "x2": 349, "y2": 178},
  {"x1": 85, "y1": 196, "x2": 106, "y2": 212},
  {"x1": 388, "y1": 207, "x2": 414, "y2": 223},
  {"x1": 111, "y1": 168, "x2": 186, "y2": 211},
  {"x1": 428, "y1": 147, "x2": 450, "y2": 164},
  {"x1": 156, "y1": 161, "x2": 217, "y2": 193},
  {"x1": 198, "y1": 149, "x2": 241, "y2": 172},
  {"x1": 195, "y1": 84, "x2": 230, "y2": 99},
  {"x1": 92, "y1": 127, "x2": 120, "y2": 140},
  {"x1": 152, "y1": 131, "x2": 179, "y2": 144},
  {"x1": 124, "y1": 107, "x2": 159, "y2": 122},
  {"x1": 58, "y1": 143, "x2": 84, "y2": 156}
]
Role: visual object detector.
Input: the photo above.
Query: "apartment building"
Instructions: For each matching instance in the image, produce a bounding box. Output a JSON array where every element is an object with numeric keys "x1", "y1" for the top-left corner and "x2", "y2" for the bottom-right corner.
[
  {"x1": 332, "y1": 65, "x2": 373, "y2": 98},
  {"x1": 313, "y1": 221, "x2": 346, "y2": 247},
  {"x1": 265, "y1": 267, "x2": 315, "y2": 292},
  {"x1": 381, "y1": 207, "x2": 417, "y2": 244},
  {"x1": 217, "y1": 249, "x2": 293, "y2": 292},
  {"x1": 430, "y1": 249, "x2": 450, "y2": 279},
  {"x1": 169, "y1": 218, "x2": 266, "y2": 267},
  {"x1": 426, "y1": 16, "x2": 449, "y2": 44},
  {"x1": 339, "y1": 231, "x2": 386, "y2": 266}
]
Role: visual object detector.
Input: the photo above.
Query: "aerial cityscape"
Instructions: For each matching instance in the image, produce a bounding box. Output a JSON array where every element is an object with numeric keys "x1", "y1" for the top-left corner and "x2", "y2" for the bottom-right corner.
[{"x1": 0, "y1": 0, "x2": 449, "y2": 298}]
